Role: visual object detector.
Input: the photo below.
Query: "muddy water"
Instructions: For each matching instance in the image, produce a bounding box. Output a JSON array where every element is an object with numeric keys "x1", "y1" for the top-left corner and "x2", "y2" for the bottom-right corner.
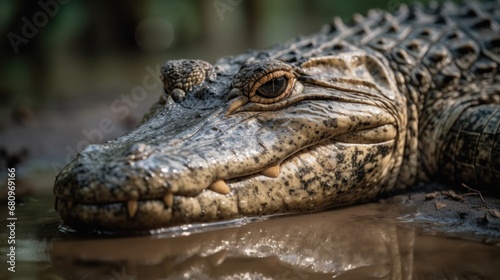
[{"x1": 1, "y1": 195, "x2": 499, "y2": 280}]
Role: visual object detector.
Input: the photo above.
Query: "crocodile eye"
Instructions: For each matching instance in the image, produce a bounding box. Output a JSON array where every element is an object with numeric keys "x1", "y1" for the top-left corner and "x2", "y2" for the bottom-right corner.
[
  {"x1": 256, "y1": 76, "x2": 287, "y2": 98},
  {"x1": 249, "y1": 72, "x2": 295, "y2": 104},
  {"x1": 226, "y1": 59, "x2": 297, "y2": 114}
]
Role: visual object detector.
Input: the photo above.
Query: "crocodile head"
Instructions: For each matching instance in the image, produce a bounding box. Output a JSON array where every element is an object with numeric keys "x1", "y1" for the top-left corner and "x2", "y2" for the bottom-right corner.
[{"x1": 54, "y1": 42, "x2": 407, "y2": 231}]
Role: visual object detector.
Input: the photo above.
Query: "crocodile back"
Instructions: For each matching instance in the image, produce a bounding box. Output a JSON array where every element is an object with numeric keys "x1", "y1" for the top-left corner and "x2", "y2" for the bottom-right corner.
[{"x1": 323, "y1": 1, "x2": 500, "y2": 187}]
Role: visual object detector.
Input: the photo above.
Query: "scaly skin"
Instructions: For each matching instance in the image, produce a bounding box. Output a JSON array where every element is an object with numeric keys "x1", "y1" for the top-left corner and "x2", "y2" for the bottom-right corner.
[{"x1": 54, "y1": 1, "x2": 500, "y2": 231}]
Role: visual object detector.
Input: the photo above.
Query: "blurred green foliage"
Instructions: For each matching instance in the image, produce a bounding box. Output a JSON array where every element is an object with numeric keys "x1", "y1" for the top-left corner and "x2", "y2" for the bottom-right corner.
[{"x1": 0, "y1": 0, "x2": 461, "y2": 113}]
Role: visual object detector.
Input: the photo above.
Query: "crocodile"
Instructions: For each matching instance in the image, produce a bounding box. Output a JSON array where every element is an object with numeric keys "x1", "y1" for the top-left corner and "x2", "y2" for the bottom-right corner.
[{"x1": 54, "y1": 0, "x2": 500, "y2": 232}]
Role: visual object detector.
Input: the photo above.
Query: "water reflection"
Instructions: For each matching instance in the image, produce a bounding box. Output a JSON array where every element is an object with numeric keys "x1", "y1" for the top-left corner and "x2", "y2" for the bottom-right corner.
[{"x1": 52, "y1": 207, "x2": 407, "y2": 279}]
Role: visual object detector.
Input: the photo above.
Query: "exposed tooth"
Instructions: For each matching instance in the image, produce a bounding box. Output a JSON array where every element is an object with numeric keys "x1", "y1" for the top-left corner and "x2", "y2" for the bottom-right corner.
[
  {"x1": 127, "y1": 200, "x2": 138, "y2": 218},
  {"x1": 208, "y1": 180, "x2": 231, "y2": 194},
  {"x1": 260, "y1": 164, "x2": 280, "y2": 178},
  {"x1": 163, "y1": 192, "x2": 174, "y2": 208}
]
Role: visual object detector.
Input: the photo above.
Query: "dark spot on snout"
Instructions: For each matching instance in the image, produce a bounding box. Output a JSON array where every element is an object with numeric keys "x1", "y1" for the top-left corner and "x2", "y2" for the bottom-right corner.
[
  {"x1": 322, "y1": 118, "x2": 339, "y2": 128},
  {"x1": 336, "y1": 153, "x2": 345, "y2": 163},
  {"x1": 377, "y1": 146, "x2": 390, "y2": 157},
  {"x1": 356, "y1": 168, "x2": 366, "y2": 182}
]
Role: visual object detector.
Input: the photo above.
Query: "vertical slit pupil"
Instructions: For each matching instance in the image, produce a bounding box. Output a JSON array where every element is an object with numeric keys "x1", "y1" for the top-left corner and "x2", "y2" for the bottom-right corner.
[{"x1": 256, "y1": 76, "x2": 287, "y2": 98}]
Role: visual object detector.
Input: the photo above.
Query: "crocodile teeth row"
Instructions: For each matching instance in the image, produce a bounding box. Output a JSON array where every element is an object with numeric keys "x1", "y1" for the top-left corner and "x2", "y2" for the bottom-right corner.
[
  {"x1": 70, "y1": 166, "x2": 281, "y2": 219},
  {"x1": 126, "y1": 192, "x2": 174, "y2": 219},
  {"x1": 126, "y1": 171, "x2": 286, "y2": 217},
  {"x1": 125, "y1": 180, "x2": 231, "y2": 219}
]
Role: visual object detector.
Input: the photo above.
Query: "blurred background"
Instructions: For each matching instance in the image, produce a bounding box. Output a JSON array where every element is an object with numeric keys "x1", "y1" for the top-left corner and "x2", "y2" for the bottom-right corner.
[{"x1": 0, "y1": 0, "x2": 452, "y2": 196}]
